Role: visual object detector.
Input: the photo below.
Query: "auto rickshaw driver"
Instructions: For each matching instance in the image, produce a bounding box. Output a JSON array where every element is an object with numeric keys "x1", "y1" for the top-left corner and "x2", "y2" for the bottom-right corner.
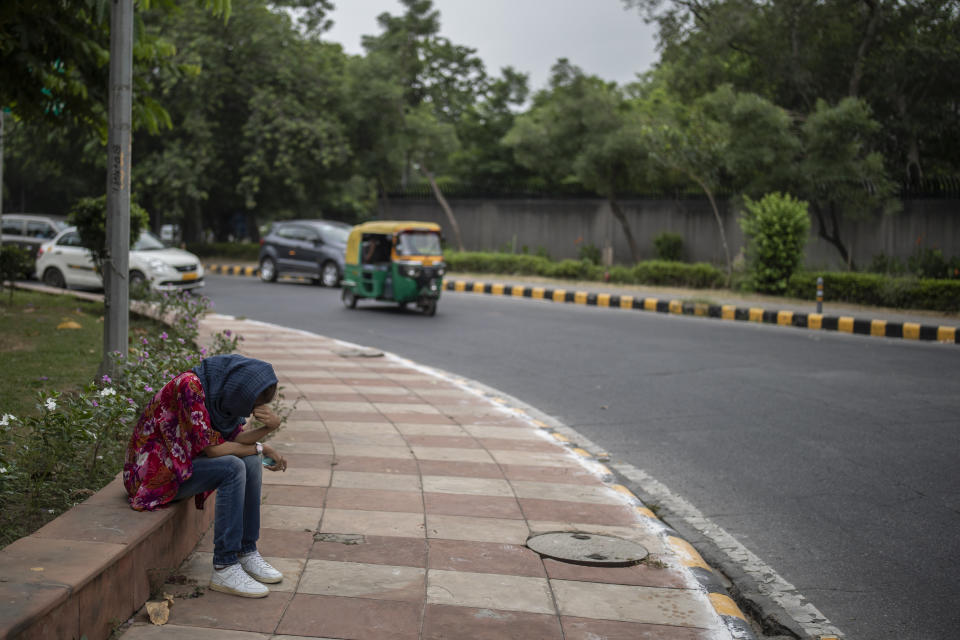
[{"x1": 361, "y1": 234, "x2": 393, "y2": 297}]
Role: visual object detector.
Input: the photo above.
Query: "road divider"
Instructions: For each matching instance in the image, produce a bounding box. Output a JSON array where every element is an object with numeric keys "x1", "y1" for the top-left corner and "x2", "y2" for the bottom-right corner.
[
  {"x1": 445, "y1": 279, "x2": 960, "y2": 345},
  {"x1": 205, "y1": 263, "x2": 312, "y2": 283},
  {"x1": 206, "y1": 264, "x2": 258, "y2": 277}
]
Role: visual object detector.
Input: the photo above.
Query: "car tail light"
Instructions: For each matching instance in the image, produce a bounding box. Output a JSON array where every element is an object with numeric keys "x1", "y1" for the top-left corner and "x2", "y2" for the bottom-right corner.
[
  {"x1": 36, "y1": 246, "x2": 44, "y2": 258},
  {"x1": 259, "y1": 238, "x2": 265, "y2": 246}
]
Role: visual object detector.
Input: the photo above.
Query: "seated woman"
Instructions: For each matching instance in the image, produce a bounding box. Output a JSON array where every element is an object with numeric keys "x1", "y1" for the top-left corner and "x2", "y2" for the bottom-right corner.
[{"x1": 123, "y1": 354, "x2": 289, "y2": 598}]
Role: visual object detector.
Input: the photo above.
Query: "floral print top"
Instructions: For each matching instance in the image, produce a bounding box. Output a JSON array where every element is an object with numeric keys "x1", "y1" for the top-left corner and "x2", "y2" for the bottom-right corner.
[{"x1": 123, "y1": 372, "x2": 235, "y2": 511}]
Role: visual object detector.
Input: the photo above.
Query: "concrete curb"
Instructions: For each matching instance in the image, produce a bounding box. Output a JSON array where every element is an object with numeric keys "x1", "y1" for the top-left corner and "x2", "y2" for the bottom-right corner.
[
  {"x1": 205, "y1": 264, "x2": 259, "y2": 277},
  {"x1": 550, "y1": 436, "x2": 760, "y2": 640},
  {"x1": 204, "y1": 263, "x2": 316, "y2": 284},
  {"x1": 445, "y1": 279, "x2": 960, "y2": 345}
]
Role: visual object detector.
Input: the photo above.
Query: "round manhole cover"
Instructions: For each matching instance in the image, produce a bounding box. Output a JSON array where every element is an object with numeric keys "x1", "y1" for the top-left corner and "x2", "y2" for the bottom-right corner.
[{"x1": 526, "y1": 531, "x2": 649, "y2": 566}]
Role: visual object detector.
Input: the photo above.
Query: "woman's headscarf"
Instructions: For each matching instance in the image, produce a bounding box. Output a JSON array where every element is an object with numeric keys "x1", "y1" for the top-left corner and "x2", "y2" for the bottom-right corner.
[{"x1": 192, "y1": 354, "x2": 278, "y2": 436}]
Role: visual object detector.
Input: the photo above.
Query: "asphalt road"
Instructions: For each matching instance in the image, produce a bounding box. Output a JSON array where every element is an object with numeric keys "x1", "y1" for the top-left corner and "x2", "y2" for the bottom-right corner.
[{"x1": 205, "y1": 274, "x2": 960, "y2": 640}]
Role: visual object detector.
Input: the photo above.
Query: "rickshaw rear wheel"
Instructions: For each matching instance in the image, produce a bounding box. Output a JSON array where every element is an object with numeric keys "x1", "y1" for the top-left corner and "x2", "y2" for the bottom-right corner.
[
  {"x1": 342, "y1": 288, "x2": 358, "y2": 309},
  {"x1": 420, "y1": 299, "x2": 437, "y2": 317}
]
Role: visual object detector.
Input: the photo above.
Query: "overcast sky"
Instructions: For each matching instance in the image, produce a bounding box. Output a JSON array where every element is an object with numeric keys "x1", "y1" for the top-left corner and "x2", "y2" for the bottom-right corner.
[{"x1": 322, "y1": 0, "x2": 660, "y2": 92}]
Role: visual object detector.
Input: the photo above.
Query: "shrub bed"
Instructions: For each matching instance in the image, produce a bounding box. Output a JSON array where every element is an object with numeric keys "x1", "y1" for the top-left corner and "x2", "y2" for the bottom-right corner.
[
  {"x1": 0, "y1": 289, "x2": 238, "y2": 546},
  {"x1": 186, "y1": 242, "x2": 260, "y2": 261},
  {"x1": 445, "y1": 251, "x2": 726, "y2": 289},
  {"x1": 787, "y1": 272, "x2": 960, "y2": 312}
]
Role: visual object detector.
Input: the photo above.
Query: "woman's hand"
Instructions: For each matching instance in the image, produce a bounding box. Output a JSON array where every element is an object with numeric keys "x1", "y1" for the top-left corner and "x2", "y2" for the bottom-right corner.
[
  {"x1": 262, "y1": 444, "x2": 287, "y2": 472},
  {"x1": 253, "y1": 406, "x2": 282, "y2": 431}
]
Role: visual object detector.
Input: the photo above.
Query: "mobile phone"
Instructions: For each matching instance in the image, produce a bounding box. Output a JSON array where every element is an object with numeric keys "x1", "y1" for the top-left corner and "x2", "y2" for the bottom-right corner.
[{"x1": 261, "y1": 456, "x2": 276, "y2": 467}]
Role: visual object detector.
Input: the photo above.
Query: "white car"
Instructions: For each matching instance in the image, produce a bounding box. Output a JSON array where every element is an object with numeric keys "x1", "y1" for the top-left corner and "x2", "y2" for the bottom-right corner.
[{"x1": 35, "y1": 226, "x2": 205, "y2": 292}]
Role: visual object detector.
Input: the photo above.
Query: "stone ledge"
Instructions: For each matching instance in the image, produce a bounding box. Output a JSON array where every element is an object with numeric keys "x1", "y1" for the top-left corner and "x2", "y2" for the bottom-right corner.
[{"x1": 0, "y1": 476, "x2": 214, "y2": 640}]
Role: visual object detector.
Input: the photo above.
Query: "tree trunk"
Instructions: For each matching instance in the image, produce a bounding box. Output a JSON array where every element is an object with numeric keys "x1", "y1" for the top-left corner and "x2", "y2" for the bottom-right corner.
[
  {"x1": 811, "y1": 202, "x2": 854, "y2": 270},
  {"x1": 689, "y1": 173, "x2": 732, "y2": 284},
  {"x1": 246, "y1": 210, "x2": 260, "y2": 243},
  {"x1": 607, "y1": 196, "x2": 640, "y2": 264},
  {"x1": 183, "y1": 205, "x2": 201, "y2": 244},
  {"x1": 897, "y1": 96, "x2": 923, "y2": 182},
  {"x1": 420, "y1": 164, "x2": 464, "y2": 251},
  {"x1": 849, "y1": 0, "x2": 880, "y2": 98}
]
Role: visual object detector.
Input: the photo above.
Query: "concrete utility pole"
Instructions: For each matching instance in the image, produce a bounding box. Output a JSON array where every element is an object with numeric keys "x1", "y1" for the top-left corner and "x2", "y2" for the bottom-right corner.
[
  {"x1": 102, "y1": 0, "x2": 133, "y2": 376},
  {"x1": 1, "y1": 108, "x2": 5, "y2": 249}
]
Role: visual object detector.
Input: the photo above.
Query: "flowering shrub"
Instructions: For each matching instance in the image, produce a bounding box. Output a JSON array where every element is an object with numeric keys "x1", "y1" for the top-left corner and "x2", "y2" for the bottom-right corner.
[{"x1": 0, "y1": 289, "x2": 239, "y2": 546}]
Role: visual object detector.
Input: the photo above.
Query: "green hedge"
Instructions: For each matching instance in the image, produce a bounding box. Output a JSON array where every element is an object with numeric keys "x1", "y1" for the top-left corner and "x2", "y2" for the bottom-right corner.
[
  {"x1": 445, "y1": 251, "x2": 959, "y2": 311},
  {"x1": 787, "y1": 272, "x2": 960, "y2": 312},
  {"x1": 185, "y1": 242, "x2": 260, "y2": 261},
  {"x1": 445, "y1": 252, "x2": 725, "y2": 289}
]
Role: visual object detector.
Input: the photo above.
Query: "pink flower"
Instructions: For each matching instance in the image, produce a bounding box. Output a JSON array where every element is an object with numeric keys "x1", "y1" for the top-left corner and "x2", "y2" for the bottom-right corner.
[
  {"x1": 160, "y1": 332, "x2": 168, "y2": 340},
  {"x1": 141, "y1": 337, "x2": 148, "y2": 345},
  {"x1": 144, "y1": 385, "x2": 153, "y2": 392},
  {"x1": 92, "y1": 400, "x2": 99, "y2": 407},
  {"x1": 102, "y1": 374, "x2": 112, "y2": 383}
]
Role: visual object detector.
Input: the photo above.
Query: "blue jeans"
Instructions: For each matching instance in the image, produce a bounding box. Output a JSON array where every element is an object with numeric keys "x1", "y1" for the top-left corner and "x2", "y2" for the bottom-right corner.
[{"x1": 175, "y1": 454, "x2": 262, "y2": 566}]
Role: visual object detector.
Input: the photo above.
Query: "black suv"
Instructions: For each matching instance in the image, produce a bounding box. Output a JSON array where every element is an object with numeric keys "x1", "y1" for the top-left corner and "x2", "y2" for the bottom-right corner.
[{"x1": 258, "y1": 219, "x2": 351, "y2": 287}]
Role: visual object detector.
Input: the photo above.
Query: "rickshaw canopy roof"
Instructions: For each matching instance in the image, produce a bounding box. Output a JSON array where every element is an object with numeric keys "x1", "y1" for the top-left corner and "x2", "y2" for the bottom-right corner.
[
  {"x1": 345, "y1": 220, "x2": 442, "y2": 264},
  {"x1": 349, "y1": 221, "x2": 441, "y2": 237}
]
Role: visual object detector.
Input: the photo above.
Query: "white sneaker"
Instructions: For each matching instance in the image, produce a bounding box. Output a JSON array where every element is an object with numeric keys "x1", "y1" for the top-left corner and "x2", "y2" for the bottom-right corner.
[
  {"x1": 210, "y1": 563, "x2": 270, "y2": 598},
  {"x1": 238, "y1": 551, "x2": 284, "y2": 584}
]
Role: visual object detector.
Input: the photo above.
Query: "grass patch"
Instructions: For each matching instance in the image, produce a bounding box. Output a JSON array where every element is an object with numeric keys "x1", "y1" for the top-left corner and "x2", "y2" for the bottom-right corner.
[{"x1": 0, "y1": 290, "x2": 161, "y2": 418}]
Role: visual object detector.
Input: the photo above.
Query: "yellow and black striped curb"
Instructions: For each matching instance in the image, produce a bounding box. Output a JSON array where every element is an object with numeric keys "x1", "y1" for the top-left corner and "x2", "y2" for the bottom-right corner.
[
  {"x1": 446, "y1": 279, "x2": 960, "y2": 345},
  {"x1": 534, "y1": 423, "x2": 761, "y2": 640},
  {"x1": 205, "y1": 264, "x2": 259, "y2": 277},
  {"x1": 205, "y1": 263, "x2": 312, "y2": 284}
]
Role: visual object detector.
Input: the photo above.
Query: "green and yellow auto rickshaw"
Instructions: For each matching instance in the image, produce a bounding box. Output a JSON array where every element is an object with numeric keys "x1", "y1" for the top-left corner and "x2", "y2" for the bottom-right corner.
[{"x1": 340, "y1": 221, "x2": 446, "y2": 316}]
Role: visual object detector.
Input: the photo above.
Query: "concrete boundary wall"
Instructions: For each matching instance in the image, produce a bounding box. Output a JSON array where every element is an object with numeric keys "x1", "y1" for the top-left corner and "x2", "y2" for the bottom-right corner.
[{"x1": 378, "y1": 197, "x2": 959, "y2": 269}]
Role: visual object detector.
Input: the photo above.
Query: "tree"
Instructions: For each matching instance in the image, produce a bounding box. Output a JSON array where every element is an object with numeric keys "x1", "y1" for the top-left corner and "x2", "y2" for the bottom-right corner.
[
  {"x1": 1, "y1": 116, "x2": 104, "y2": 214},
  {"x1": 696, "y1": 83, "x2": 799, "y2": 197},
  {"x1": 450, "y1": 67, "x2": 532, "y2": 190},
  {"x1": 796, "y1": 97, "x2": 896, "y2": 269},
  {"x1": 505, "y1": 60, "x2": 651, "y2": 263},
  {"x1": 622, "y1": 0, "x2": 960, "y2": 177},
  {"x1": 405, "y1": 105, "x2": 464, "y2": 250},
  {"x1": 359, "y1": 0, "x2": 490, "y2": 249},
  {"x1": 133, "y1": 0, "x2": 352, "y2": 241},
  {"x1": 631, "y1": 81, "x2": 796, "y2": 279},
  {"x1": 0, "y1": 0, "x2": 228, "y2": 131},
  {"x1": 640, "y1": 86, "x2": 735, "y2": 279}
]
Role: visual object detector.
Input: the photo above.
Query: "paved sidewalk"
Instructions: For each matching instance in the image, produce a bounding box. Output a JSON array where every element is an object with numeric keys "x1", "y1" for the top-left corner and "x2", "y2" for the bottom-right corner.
[{"x1": 119, "y1": 314, "x2": 747, "y2": 640}]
